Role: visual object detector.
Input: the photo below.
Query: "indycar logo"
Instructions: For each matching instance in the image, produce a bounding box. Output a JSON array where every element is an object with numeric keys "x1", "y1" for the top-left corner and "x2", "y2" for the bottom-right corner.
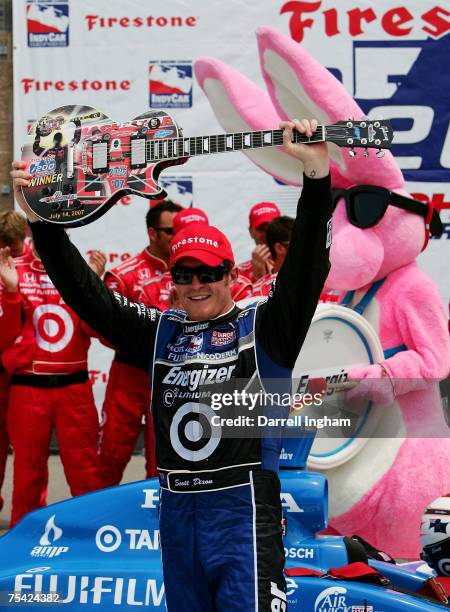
[
  {"x1": 31, "y1": 515, "x2": 69, "y2": 558},
  {"x1": 186, "y1": 333, "x2": 203, "y2": 354},
  {"x1": 149, "y1": 61, "x2": 193, "y2": 108},
  {"x1": 159, "y1": 176, "x2": 194, "y2": 208},
  {"x1": 27, "y1": 1, "x2": 69, "y2": 48}
]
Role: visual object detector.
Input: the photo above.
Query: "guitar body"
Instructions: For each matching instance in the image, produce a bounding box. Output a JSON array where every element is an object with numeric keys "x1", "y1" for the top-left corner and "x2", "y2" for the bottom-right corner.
[
  {"x1": 21, "y1": 105, "x2": 187, "y2": 226},
  {"x1": 21, "y1": 104, "x2": 392, "y2": 227}
]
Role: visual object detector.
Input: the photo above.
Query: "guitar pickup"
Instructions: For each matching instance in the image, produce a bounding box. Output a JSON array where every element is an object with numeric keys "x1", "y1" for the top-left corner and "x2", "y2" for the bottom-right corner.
[
  {"x1": 130, "y1": 135, "x2": 147, "y2": 169},
  {"x1": 91, "y1": 141, "x2": 108, "y2": 173}
]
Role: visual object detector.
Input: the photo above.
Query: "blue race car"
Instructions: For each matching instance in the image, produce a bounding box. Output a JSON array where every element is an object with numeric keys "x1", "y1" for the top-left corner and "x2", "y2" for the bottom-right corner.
[{"x1": 0, "y1": 434, "x2": 447, "y2": 610}]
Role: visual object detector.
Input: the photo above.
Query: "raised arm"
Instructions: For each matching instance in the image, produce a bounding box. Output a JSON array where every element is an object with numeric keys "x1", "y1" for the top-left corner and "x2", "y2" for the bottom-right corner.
[
  {"x1": 256, "y1": 119, "x2": 332, "y2": 368},
  {"x1": 11, "y1": 160, "x2": 159, "y2": 370},
  {"x1": 0, "y1": 248, "x2": 22, "y2": 351}
]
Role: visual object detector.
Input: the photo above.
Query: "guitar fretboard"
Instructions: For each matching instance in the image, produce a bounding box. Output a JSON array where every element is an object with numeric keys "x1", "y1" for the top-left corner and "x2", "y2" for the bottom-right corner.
[{"x1": 145, "y1": 127, "x2": 325, "y2": 162}]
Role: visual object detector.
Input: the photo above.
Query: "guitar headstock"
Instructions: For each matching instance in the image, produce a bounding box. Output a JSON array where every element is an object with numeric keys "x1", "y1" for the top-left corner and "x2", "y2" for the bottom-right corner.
[{"x1": 325, "y1": 119, "x2": 393, "y2": 157}]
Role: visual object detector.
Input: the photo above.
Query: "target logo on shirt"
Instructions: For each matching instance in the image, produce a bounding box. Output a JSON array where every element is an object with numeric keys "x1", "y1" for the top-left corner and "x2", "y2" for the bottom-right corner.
[{"x1": 32, "y1": 304, "x2": 74, "y2": 352}]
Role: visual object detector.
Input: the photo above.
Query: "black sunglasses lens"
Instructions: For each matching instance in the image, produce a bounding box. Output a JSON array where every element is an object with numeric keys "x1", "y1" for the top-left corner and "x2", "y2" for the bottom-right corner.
[
  {"x1": 172, "y1": 269, "x2": 194, "y2": 285},
  {"x1": 198, "y1": 270, "x2": 222, "y2": 283},
  {"x1": 350, "y1": 191, "x2": 389, "y2": 228},
  {"x1": 171, "y1": 265, "x2": 227, "y2": 285}
]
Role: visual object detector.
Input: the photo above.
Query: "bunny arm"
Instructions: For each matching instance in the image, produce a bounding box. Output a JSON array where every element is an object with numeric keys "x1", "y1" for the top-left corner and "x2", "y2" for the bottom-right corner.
[
  {"x1": 380, "y1": 266, "x2": 450, "y2": 396},
  {"x1": 346, "y1": 264, "x2": 449, "y2": 398}
]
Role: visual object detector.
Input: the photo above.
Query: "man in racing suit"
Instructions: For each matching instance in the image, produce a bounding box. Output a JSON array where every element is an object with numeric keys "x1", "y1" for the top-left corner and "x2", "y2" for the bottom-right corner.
[
  {"x1": 0, "y1": 212, "x2": 34, "y2": 513},
  {"x1": 0, "y1": 248, "x2": 23, "y2": 513},
  {"x1": 13, "y1": 118, "x2": 331, "y2": 611},
  {"x1": 101, "y1": 200, "x2": 182, "y2": 486},
  {"x1": 2, "y1": 245, "x2": 102, "y2": 525}
]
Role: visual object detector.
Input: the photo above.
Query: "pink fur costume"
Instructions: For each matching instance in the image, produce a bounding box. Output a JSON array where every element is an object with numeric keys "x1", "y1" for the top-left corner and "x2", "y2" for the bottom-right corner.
[{"x1": 194, "y1": 26, "x2": 450, "y2": 559}]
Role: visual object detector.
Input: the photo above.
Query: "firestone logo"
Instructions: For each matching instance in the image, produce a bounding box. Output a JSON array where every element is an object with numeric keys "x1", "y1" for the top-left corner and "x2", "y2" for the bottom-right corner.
[
  {"x1": 84, "y1": 14, "x2": 198, "y2": 31},
  {"x1": 171, "y1": 236, "x2": 219, "y2": 253},
  {"x1": 21, "y1": 78, "x2": 131, "y2": 95},
  {"x1": 280, "y1": 2, "x2": 450, "y2": 43}
]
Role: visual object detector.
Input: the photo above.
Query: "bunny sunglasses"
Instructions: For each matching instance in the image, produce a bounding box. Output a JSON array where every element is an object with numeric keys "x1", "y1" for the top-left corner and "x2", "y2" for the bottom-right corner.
[{"x1": 332, "y1": 185, "x2": 443, "y2": 238}]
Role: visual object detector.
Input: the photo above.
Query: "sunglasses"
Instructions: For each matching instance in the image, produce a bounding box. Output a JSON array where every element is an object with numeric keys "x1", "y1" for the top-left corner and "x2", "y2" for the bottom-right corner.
[
  {"x1": 171, "y1": 263, "x2": 231, "y2": 285},
  {"x1": 332, "y1": 185, "x2": 443, "y2": 237},
  {"x1": 155, "y1": 227, "x2": 174, "y2": 235}
]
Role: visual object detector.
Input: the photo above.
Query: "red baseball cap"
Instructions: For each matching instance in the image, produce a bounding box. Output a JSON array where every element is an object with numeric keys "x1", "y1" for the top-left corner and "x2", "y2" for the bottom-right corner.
[
  {"x1": 172, "y1": 207, "x2": 209, "y2": 235},
  {"x1": 249, "y1": 202, "x2": 280, "y2": 229},
  {"x1": 170, "y1": 223, "x2": 234, "y2": 267}
]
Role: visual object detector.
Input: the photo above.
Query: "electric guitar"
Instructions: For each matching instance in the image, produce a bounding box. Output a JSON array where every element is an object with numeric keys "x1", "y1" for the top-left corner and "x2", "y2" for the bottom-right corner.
[{"x1": 21, "y1": 104, "x2": 394, "y2": 226}]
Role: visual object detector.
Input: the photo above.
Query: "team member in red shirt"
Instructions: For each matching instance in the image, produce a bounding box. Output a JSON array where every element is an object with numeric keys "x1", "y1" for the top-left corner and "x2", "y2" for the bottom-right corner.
[
  {"x1": 101, "y1": 200, "x2": 182, "y2": 487},
  {"x1": 237, "y1": 201, "x2": 280, "y2": 282},
  {"x1": 1, "y1": 239, "x2": 103, "y2": 525},
  {"x1": 0, "y1": 212, "x2": 35, "y2": 513}
]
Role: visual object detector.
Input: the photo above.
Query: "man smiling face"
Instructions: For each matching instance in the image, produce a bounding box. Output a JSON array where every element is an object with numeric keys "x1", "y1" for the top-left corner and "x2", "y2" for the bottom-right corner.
[
  {"x1": 173, "y1": 257, "x2": 236, "y2": 321},
  {"x1": 169, "y1": 223, "x2": 236, "y2": 321}
]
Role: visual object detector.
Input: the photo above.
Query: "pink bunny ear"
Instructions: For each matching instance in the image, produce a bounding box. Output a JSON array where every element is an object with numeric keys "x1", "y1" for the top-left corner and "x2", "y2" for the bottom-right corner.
[
  {"x1": 256, "y1": 26, "x2": 404, "y2": 190},
  {"x1": 194, "y1": 57, "x2": 305, "y2": 185}
]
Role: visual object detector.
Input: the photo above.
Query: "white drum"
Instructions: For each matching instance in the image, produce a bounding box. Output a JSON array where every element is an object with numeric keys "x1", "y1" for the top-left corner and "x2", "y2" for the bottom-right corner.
[{"x1": 292, "y1": 303, "x2": 385, "y2": 470}]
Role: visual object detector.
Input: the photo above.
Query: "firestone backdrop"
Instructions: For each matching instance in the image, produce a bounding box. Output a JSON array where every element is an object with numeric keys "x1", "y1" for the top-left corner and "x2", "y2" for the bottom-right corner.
[{"x1": 12, "y1": 0, "x2": 450, "y2": 408}]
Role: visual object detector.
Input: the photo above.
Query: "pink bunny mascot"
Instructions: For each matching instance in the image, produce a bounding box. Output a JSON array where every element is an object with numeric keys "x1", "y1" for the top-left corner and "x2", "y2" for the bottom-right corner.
[{"x1": 194, "y1": 27, "x2": 450, "y2": 559}]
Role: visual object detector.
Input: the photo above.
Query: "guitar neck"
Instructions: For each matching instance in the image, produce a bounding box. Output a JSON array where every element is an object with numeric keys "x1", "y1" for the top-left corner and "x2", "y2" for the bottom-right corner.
[{"x1": 145, "y1": 126, "x2": 326, "y2": 162}]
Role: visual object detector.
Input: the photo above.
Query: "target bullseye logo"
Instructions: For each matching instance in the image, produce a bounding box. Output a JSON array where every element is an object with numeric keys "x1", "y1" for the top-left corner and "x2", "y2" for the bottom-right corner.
[
  {"x1": 32, "y1": 304, "x2": 74, "y2": 352},
  {"x1": 170, "y1": 402, "x2": 221, "y2": 461},
  {"x1": 96, "y1": 525, "x2": 122, "y2": 553}
]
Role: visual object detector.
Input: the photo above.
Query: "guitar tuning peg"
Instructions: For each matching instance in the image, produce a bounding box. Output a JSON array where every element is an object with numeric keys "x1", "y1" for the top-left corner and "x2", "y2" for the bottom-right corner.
[
  {"x1": 347, "y1": 116, "x2": 354, "y2": 121},
  {"x1": 376, "y1": 149, "x2": 385, "y2": 158},
  {"x1": 363, "y1": 148, "x2": 369, "y2": 158},
  {"x1": 348, "y1": 148, "x2": 357, "y2": 157}
]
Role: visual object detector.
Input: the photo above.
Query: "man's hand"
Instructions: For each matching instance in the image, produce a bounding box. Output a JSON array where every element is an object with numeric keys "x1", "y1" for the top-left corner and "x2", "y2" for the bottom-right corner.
[
  {"x1": 0, "y1": 247, "x2": 19, "y2": 292},
  {"x1": 88, "y1": 250, "x2": 107, "y2": 278},
  {"x1": 280, "y1": 118, "x2": 329, "y2": 179},
  {"x1": 251, "y1": 244, "x2": 273, "y2": 280},
  {"x1": 10, "y1": 160, "x2": 40, "y2": 223}
]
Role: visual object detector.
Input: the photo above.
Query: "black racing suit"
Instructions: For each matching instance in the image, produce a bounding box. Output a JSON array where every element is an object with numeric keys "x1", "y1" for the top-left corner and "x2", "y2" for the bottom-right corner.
[{"x1": 30, "y1": 174, "x2": 332, "y2": 611}]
